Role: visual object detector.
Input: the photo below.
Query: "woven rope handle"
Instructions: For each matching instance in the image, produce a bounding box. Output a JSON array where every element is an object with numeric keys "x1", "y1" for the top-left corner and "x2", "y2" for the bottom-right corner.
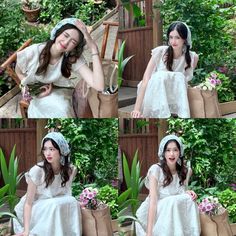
[
  {"x1": 109, "y1": 63, "x2": 118, "y2": 93},
  {"x1": 82, "y1": 79, "x2": 90, "y2": 98}
]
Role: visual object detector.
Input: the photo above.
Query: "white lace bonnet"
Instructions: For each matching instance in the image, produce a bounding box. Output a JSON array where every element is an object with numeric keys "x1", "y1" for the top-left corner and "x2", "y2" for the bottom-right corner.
[
  {"x1": 50, "y1": 18, "x2": 77, "y2": 40},
  {"x1": 41, "y1": 132, "x2": 70, "y2": 157},
  {"x1": 158, "y1": 134, "x2": 184, "y2": 160}
]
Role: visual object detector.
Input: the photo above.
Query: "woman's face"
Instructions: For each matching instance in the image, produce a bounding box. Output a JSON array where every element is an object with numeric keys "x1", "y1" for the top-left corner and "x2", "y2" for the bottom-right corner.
[
  {"x1": 42, "y1": 140, "x2": 60, "y2": 165},
  {"x1": 54, "y1": 28, "x2": 80, "y2": 53},
  {"x1": 169, "y1": 29, "x2": 185, "y2": 51},
  {"x1": 164, "y1": 141, "x2": 180, "y2": 166}
]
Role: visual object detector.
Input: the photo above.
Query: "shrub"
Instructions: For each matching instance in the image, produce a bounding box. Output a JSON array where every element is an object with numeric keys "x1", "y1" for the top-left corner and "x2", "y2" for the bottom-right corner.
[
  {"x1": 97, "y1": 185, "x2": 119, "y2": 219},
  {"x1": 217, "y1": 189, "x2": 236, "y2": 223},
  {"x1": 154, "y1": 0, "x2": 234, "y2": 79},
  {"x1": 46, "y1": 119, "x2": 118, "y2": 187}
]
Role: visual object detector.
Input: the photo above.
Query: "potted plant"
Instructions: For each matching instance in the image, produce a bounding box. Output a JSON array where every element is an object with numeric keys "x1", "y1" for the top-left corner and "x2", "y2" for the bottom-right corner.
[
  {"x1": 21, "y1": 0, "x2": 41, "y2": 22},
  {"x1": 117, "y1": 150, "x2": 145, "y2": 235},
  {"x1": 0, "y1": 145, "x2": 23, "y2": 235},
  {"x1": 79, "y1": 187, "x2": 113, "y2": 236},
  {"x1": 0, "y1": 184, "x2": 16, "y2": 236},
  {"x1": 198, "y1": 196, "x2": 233, "y2": 236}
]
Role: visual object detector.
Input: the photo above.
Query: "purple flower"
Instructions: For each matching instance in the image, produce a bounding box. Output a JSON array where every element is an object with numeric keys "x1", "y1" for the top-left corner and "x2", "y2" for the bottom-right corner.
[
  {"x1": 79, "y1": 187, "x2": 99, "y2": 210},
  {"x1": 230, "y1": 183, "x2": 236, "y2": 191},
  {"x1": 218, "y1": 66, "x2": 228, "y2": 74},
  {"x1": 210, "y1": 78, "x2": 217, "y2": 85}
]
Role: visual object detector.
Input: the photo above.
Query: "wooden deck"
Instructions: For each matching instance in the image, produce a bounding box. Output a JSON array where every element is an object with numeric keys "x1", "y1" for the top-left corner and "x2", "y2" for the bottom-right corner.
[{"x1": 118, "y1": 87, "x2": 236, "y2": 118}]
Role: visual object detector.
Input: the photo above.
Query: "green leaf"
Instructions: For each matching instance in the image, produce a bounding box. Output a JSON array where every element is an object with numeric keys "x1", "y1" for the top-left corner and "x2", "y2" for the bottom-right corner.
[
  {"x1": 122, "y1": 153, "x2": 131, "y2": 188},
  {"x1": 117, "y1": 188, "x2": 132, "y2": 205},
  {"x1": 0, "y1": 148, "x2": 10, "y2": 185}
]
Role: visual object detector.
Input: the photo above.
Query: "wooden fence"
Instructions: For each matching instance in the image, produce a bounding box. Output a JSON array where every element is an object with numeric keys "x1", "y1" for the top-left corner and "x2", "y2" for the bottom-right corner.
[
  {"x1": 118, "y1": 0, "x2": 162, "y2": 86},
  {"x1": 0, "y1": 119, "x2": 38, "y2": 191}
]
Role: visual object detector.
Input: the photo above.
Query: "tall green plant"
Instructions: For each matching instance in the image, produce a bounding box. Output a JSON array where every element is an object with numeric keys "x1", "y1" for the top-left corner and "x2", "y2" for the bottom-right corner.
[
  {"x1": 119, "y1": 150, "x2": 145, "y2": 216},
  {"x1": 0, "y1": 145, "x2": 23, "y2": 213},
  {"x1": 0, "y1": 185, "x2": 16, "y2": 219},
  {"x1": 118, "y1": 41, "x2": 134, "y2": 88}
]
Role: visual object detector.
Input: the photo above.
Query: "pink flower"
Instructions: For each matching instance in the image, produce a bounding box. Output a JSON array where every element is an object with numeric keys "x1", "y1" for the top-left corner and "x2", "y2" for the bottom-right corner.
[
  {"x1": 210, "y1": 73, "x2": 217, "y2": 79},
  {"x1": 79, "y1": 187, "x2": 99, "y2": 210},
  {"x1": 210, "y1": 79, "x2": 217, "y2": 85}
]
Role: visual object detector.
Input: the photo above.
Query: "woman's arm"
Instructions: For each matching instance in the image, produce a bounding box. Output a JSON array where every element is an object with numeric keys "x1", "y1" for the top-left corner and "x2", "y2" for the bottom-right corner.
[
  {"x1": 16, "y1": 65, "x2": 52, "y2": 98},
  {"x1": 146, "y1": 175, "x2": 158, "y2": 236},
  {"x1": 75, "y1": 20, "x2": 104, "y2": 91},
  {"x1": 131, "y1": 57, "x2": 156, "y2": 118},
  {"x1": 22, "y1": 179, "x2": 37, "y2": 236},
  {"x1": 15, "y1": 65, "x2": 26, "y2": 82}
]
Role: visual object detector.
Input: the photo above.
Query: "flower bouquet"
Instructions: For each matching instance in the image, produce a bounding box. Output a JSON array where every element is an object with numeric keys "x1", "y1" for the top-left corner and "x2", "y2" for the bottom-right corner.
[
  {"x1": 198, "y1": 196, "x2": 233, "y2": 236},
  {"x1": 21, "y1": 82, "x2": 50, "y2": 101},
  {"x1": 197, "y1": 72, "x2": 221, "y2": 91},
  {"x1": 198, "y1": 196, "x2": 223, "y2": 216},
  {"x1": 79, "y1": 187, "x2": 99, "y2": 210},
  {"x1": 79, "y1": 187, "x2": 113, "y2": 236}
]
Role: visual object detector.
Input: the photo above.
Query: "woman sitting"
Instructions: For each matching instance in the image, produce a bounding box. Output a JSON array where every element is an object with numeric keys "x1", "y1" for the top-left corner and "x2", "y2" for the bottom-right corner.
[{"x1": 16, "y1": 18, "x2": 104, "y2": 118}]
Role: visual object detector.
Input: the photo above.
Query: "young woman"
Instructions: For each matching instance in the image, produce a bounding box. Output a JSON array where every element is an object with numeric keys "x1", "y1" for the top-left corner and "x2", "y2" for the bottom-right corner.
[
  {"x1": 13, "y1": 132, "x2": 81, "y2": 236},
  {"x1": 16, "y1": 18, "x2": 104, "y2": 118},
  {"x1": 131, "y1": 21, "x2": 199, "y2": 118},
  {"x1": 135, "y1": 134, "x2": 200, "y2": 236}
]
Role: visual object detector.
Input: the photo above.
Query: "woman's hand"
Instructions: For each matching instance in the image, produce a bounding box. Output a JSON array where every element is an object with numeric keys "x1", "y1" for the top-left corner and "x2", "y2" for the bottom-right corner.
[
  {"x1": 75, "y1": 19, "x2": 98, "y2": 53},
  {"x1": 131, "y1": 110, "x2": 142, "y2": 118},
  {"x1": 186, "y1": 190, "x2": 197, "y2": 201},
  {"x1": 38, "y1": 84, "x2": 52, "y2": 98}
]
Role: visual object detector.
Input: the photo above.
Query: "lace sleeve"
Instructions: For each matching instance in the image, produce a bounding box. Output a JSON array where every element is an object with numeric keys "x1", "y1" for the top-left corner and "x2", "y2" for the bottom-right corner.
[
  {"x1": 16, "y1": 44, "x2": 39, "y2": 74},
  {"x1": 145, "y1": 164, "x2": 161, "y2": 189},
  {"x1": 25, "y1": 164, "x2": 45, "y2": 186},
  {"x1": 151, "y1": 46, "x2": 167, "y2": 72}
]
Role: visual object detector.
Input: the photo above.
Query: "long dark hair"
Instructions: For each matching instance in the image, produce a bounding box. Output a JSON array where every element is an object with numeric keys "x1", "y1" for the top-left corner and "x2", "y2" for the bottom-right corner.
[
  {"x1": 38, "y1": 138, "x2": 72, "y2": 188},
  {"x1": 36, "y1": 24, "x2": 86, "y2": 78},
  {"x1": 164, "y1": 22, "x2": 191, "y2": 71},
  {"x1": 159, "y1": 139, "x2": 187, "y2": 187}
]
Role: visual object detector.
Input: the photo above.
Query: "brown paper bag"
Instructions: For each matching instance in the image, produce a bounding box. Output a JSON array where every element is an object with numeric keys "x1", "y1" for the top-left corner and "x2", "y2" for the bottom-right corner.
[
  {"x1": 72, "y1": 79, "x2": 93, "y2": 118},
  {"x1": 188, "y1": 87, "x2": 221, "y2": 118},
  {"x1": 87, "y1": 60, "x2": 118, "y2": 118},
  {"x1": 80, "y1": 204, "x2": 113, "y2": 236},
  {"x1": 88, "y1": 89, "x2": 118, "y2": 118},
  {"x1": 200, "y1": 209, "x2": 233, "y2": 236}
]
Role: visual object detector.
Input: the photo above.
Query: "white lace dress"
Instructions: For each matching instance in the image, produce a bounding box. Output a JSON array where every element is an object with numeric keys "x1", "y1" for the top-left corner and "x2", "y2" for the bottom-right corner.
[
  {"x1": 135, "y1": 164, "x2": 200, "y2": 236},
  {"x1": 17, "y1": 43, "x2": 86, "y2": 118},
  {"x1": 13, "y1": 163, "x2": 82, "y2": 236},
  {"x1": 138, "y1": 46, "x2": 197, "y2": 118}
]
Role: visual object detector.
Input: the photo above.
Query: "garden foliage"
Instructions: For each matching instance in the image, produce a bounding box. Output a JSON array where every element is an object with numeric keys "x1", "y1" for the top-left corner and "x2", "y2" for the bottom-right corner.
[
  {"x1": 46, "y1": 119, "x2": 118, "y2": 188},
  {"x1": 154, "y1": 0, "x2": 235, "y2": 95}
]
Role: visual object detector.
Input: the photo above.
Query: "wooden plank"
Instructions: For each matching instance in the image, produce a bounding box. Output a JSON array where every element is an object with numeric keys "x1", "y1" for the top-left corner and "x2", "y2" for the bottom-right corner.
[
  {"x1": 230, "y1": 223, "x2": 236, "y2": 235},
  {"x1": 219, "y1": 100, "x2": 236, "y2": 115},
  {"x1": 0, "y1": 86, "x2": 20, "y2": 108},
  {"x1": 119, "y1": 26, "x2": 152, "y2": 33}
]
